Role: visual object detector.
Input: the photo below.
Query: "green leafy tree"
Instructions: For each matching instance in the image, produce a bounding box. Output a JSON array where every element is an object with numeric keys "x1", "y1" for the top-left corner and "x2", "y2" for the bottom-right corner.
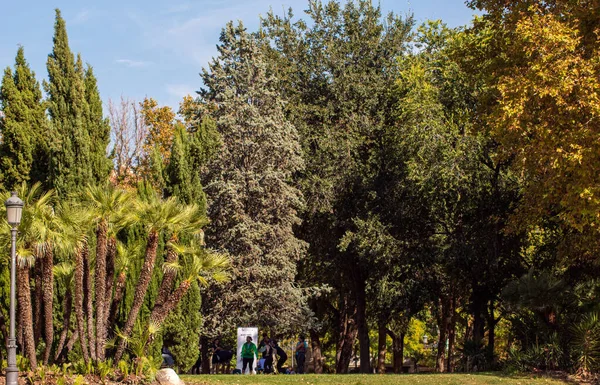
[
  {"x1": 261, "y1": 0, "x2": 413, "y2": 372},
  {"x1": 83, "y1": 65, "x2": 112, "y2": 185},
  {"x1": 0, "y1": 47, "x2": 48, "y2": 190},
  {"x1": 161, "y1": 278, "x2": 202, "y2": 372},
  {"x1": 45, "y1": 9, "x2": 95, "y2": 196}
]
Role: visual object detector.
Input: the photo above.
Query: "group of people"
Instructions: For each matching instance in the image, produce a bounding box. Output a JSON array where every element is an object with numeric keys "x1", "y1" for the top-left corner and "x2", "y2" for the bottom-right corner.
[{"x1": 239, "y1": 334, "x2": 308, "y2": 375}]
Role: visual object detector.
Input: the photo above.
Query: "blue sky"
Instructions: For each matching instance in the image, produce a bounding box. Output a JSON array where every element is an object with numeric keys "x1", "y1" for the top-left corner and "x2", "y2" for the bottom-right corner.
[{"x1": 0, "y1": 0, "x2": 477, "y2": 112}]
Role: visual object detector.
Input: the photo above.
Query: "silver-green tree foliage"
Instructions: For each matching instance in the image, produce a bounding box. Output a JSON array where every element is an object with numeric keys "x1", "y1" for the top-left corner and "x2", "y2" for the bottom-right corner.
[{"x1": 200, "y1": 21, "x2": 309, "y2": 335}]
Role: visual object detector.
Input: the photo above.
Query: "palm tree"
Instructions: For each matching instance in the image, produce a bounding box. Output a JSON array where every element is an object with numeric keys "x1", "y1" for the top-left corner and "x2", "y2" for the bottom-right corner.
[
  {"x1": 108, "y1": 240, "x2": 142, "y2": 329},
  {"x1": 55, "y1": 201, "x2": 94, "y2": 364},
  {"x1": 154, "y1": 203, "x2": 208, "y2": 310},
  {"x1": 1, "y1": 183, "x2": 56, "y2": 369},
  {"x1": 149, "y1": 238, "x2": 229, "y2": 331},
  {"x1": 114, "y1": 187, "x2": 200, "y2": 362},
  {"x1": 83, "y1": 184, "x2": 134, "y2": 362},
  {"x1": 36, "y1": 206, "x2": 62, "y2": 365},
  {"x1": 53, "y1": 262, "x2": 74, "y2": 361}
]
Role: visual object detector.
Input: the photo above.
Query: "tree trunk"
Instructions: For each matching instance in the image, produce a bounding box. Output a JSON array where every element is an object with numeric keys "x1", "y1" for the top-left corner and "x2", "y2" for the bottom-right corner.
[
  {"x1": 388, "y1": 329, "x2": 404, "y2": 374},
  {"x1": 487, "y1": 299, "x2": 497, "y2": 367},
  {"x1": 33, "y1": 257, "x2": 43, "y2": 345},
  {"x1": 447, "y1": 295, "x2": 457, "y2": 373},
  {"x1": 66, "y1": 329, "x2": 78, "y2": 353},
  {"x1": 84, "y1": 245, "x2": 96, "y2": 360},
  {"x1": 200, "y1": 336, "x2": 210, "y2": 374},
  {"x1": 74, "y1": 244, "x2": 89, "y2": 363},
  {"x1": 310, "y1": 329, "x2": 323, "y2": 374},
  {"x1": 115, "y1": 230, "x2": 159, "y2": 362},
  {"x1": 355, "y1": 275, "x2": 370, "y2": 373},
  {"x1": 42, "y1": 247, "x2": 54, "y2": 365},
  {"x1": 377, "y1": 320, "x2": 387, "y2": 373},
  {"x1": 336, "y1": 293, "x2": 357, "y2": 374},
  {"x1": 18, "y1": 263, "x2": 37, "y2": 369},
  {"x1": 471, "y1": 292, "x2": 486, "y2": 346},
  {"x1": 154, "y1": 238, "x2": 178, "y2": 309},
  {"x1": 95, "y1": 220, "x2": 108, "y2": 362},
  {"x1": 104, "y1": 237, "x2": 116, "y2": 327},
  {"x1": 54, "y1": 284, "x2": 73, "y2": 361},
  {"x1": 436, "y1": 295, "x2": 450, "y2": 373},
  {"x1": 108, "y1": 270, "x2": 127, "y2": 328},
  {"x1": 150, "y1": 280, "x2": 190, "y2": 330}
]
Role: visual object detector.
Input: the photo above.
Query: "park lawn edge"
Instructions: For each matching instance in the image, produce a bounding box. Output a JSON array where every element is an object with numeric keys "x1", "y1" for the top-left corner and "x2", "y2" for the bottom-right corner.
[{"x1": 180, "y1": 372, "x2": 575, "y2": 385}]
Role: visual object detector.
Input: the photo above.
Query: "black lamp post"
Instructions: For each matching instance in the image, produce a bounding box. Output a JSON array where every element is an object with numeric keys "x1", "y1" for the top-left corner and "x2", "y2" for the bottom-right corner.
[{"x1": 5, "y1": 192, "x2": 23, "y2": 385}]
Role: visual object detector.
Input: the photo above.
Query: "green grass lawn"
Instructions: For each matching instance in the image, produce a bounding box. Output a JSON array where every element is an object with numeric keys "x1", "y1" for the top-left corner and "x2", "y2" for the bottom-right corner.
[{"x1": 180, "y1": 373, "x2": 573, "y2": 385}]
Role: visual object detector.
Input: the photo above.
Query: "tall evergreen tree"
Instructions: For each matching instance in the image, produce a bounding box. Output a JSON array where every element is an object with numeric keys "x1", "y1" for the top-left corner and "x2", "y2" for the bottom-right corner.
[
  {"x1": 165, "y1": 124, "x2": 203, "y2": 206},
  {"x1": 165, "y1": 115, "x2": 219, "y2": 211},
  {"x1": 200, "y1": 21, "x2": 309, "y2": 335},
  {"x1": 84, "y1": 65, "x2": 112, "y2": 185},
  {"x1": 261, "y1": 0, "x2": 414, "y2": 372},
  {"x1": 0, "y1": 47, "x2": 48, "y2": 190},
  {"x1": 44, "y1": 9, "x2": 93, "y2": 196}
]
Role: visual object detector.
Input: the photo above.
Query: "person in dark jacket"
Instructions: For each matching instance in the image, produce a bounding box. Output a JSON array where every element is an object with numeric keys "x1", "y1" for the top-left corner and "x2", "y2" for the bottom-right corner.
[
  {"x1": 271, "y1": 339, "x2": 288, "y2": 374},
  {"x1": 295, "y1": 335, "x2": 308, "y2": 374}
]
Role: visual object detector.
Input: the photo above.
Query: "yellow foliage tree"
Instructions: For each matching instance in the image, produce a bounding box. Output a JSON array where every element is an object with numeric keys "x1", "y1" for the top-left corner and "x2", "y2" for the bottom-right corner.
[
  {"x1": 465, "y1": 3, "x2": 600, "y2": 234},
  {"x1": 141, "y1": 97, "x2": 177, "y2": 162}
]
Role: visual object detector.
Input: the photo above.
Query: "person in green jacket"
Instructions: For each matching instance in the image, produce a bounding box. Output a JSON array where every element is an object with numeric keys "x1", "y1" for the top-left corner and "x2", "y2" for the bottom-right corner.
[{"x1": 241, "y1": 336, "x2": 259, "y2": 374}]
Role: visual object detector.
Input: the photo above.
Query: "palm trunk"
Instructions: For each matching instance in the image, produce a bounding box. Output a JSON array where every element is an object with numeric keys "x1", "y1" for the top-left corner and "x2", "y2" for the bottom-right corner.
[
  {"x1": 74, "y1": 243, "x2": 90, "y2": 363},
  {"x1": 104, "y1": 237, "x2": 116, "y2": 328},
  {"x1": 66, "y1": 329, "x2": 79, "y2": 353},
  {"x1": 33, "y1": 257, "x2": 43, "y2": 345},
  {"x1": 377, "y1": 320, "x2": 387, "y2": 373},
  {"x1": 95, "y1": 220, "x2": 108, "y2": 362},
  {"x1": 149, "y1": 280, "x2": 191, "y2": 329},
  {"x1": 108, "y1": 270, "x2": 127, "y2": 328},
  {"x1": 154, "y1": 238, "x2": 178, "y2": 309},
  {"x1": 42, "y1": 246, "x2": 54, "y2": 365},
  {"x1": 54, "y1": 284, "x2": 73, "y2": 361},
  {"x1": 115, "y1": 230, "x2": 159, "y2": 362},
  {"x1": 310, "y1": 329, "x2": 323, "y2": 374},
  {"x1": 18, "y1": 263, "x2": 37, "y2": 369},
  {"x1": 84, "y1": 245, "x2": 96, "y2": 360},
  {"x1": 17, "y1": 298, "x2": 23, "y2": 348}
]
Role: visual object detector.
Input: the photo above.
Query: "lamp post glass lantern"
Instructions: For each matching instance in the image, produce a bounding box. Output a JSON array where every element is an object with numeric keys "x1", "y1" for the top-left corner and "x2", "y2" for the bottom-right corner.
[
  {"x1": 5, "y1": 191, "x2": 23, "y2": 385},
  {"x1": 5, "y1": 192, "x2": 23, "y2": 226}
]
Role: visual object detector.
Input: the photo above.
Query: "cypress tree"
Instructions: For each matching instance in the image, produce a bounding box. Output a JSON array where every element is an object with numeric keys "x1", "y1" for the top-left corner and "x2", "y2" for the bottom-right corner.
[
  {"x1": 84, "y1": 65, "x2": 112, "y2": 185},
  {"x1": 165, "y1": 117, "x2": 219, "y2": 211},
  {"x1": 165, "y1": 124, "x2": 199, "y2": 205},
  {"x1": 44, "y1": 9, "x2": 93, "y2": 196},
  {"x1": 200, "y1": 21, "x2": 308, "y2": 335},
  {"x1": 0, "y1": 47, "x2": 48, "y2": 190}
]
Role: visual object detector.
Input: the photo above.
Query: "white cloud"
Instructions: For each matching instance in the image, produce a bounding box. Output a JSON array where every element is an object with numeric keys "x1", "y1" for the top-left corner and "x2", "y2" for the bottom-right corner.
[
  {"x1": 126, "y1": 0, "x2": 307, "y2": 67},
  {"x1": 115, "y1": 59, "x2": 153, "y2": 68}
]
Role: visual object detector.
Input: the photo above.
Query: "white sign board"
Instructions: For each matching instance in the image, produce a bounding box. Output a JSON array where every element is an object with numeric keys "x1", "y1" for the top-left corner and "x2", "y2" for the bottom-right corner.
[{"x1": 236, "y1": 327, "x2": 258, "y2": 373}]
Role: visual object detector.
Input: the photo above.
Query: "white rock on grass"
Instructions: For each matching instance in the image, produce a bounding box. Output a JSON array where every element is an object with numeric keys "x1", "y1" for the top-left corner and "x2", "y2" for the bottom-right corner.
[{"x1": 155, "y1": 368, "x2": 185, "y2": 385}]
